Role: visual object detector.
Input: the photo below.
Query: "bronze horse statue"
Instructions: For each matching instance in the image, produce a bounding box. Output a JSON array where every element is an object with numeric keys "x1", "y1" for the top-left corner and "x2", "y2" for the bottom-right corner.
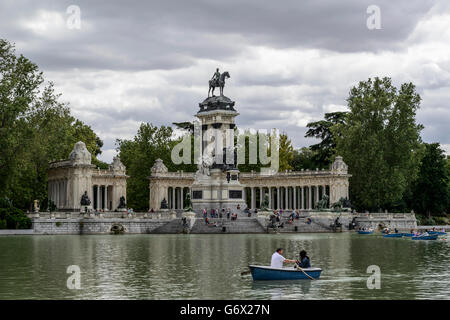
[{"x1": 208, "y1": 71, "x2": 230, "y2": 97}]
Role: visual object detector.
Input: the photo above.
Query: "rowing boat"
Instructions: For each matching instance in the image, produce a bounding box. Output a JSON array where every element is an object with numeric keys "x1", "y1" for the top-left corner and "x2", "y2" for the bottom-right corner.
[
  {"x1": 249, "y1": 265, "x2": 322, "y2": 281},
  {"x1": 358, "y1": 230, "x2": 373, "y2": 235},
  {"x1": 383, "y1": 233, "x2": 403, "y2": 238},
  {"x1": 412, "y1": 235, "x2": 438, "y2": 240},
  {"x1": 428, "y1": 231, "x2": 447, "y2": 236},
  {"x1": 401, "y1": 233, "x2": 414, "y2": 237}
]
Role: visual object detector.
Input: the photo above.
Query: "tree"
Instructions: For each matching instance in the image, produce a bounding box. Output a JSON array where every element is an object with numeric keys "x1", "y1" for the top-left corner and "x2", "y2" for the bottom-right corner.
[
  {"x1": 0, "y1": 39, "x2": 105, "y2": 210},
  {"x1": 291, "y1": 147, "x2": 319, "y2": 171},
  {"x1": 117, "y1": 123, "x2": 179, "y2": 211},
  {"x1": 411, "y1": 143, "x2": 449, "y2": 217},
  {"x1": 335, "y1": 77, "x2": 423, "y2": 211},
  {"x1": 279, "y1": 133, "x2": 293, "y2": 171},
  {"x1": 305, "y1": 111, "x2": 347, "y2": 168}
]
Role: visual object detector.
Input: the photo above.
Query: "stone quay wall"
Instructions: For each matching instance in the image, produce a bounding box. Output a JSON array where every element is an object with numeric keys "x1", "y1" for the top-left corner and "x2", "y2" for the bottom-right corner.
[{"x1": 26, "y1": 211, "x2": 417, "y2": 234}]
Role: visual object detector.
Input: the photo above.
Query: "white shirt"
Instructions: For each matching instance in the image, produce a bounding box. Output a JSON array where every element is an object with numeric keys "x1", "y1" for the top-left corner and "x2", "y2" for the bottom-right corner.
[{"x1": 271, "y1": 252, "x2": 286, "y2": 268}]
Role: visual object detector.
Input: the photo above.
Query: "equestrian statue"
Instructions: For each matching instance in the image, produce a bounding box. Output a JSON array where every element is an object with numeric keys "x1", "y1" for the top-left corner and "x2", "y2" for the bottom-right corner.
[{"x1": 208, "y1": 68, "x2": 230, "y2": 97}]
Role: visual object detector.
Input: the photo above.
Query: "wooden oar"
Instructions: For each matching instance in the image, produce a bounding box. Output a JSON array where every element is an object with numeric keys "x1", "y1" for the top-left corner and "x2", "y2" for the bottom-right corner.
[{"x1": 294, "y1": 264, "x2": 316, "y2": 280}]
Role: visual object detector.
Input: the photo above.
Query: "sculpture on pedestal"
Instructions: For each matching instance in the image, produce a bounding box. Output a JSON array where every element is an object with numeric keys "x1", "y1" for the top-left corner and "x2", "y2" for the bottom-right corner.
[
  {"x1": 118, "y1": 196, "x2": 126, "y2": 209},
  {"x1": 208, "y1": 68, "x2": 230, "y2": 97},
  {"x1": 183, "y1": 193, "x2": 193, "y2": 212},
  {"x1": 160, "y1": 198, "x2": 168, "y2": 209},
  {"x1": 80, "y1": 191, "x2": 91, "y2": 206}
]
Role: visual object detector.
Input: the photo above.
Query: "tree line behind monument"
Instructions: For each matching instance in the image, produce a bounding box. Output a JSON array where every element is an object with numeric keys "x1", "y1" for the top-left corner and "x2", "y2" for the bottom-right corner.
[{"x1": 0, "y1": 39, "x2": 449, "y2": 228}]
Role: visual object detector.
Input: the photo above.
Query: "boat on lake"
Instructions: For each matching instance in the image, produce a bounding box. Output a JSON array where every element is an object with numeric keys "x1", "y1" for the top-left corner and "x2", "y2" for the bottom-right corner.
[
  {"x1": 383, "y1": 233, "x2": 403, "y2": 238},
  {"x1": 358, "y1": 230, "x2": 373, "y2": 235},
  {"x1": 401, "y1": 233, "x2": 414, "y2": 237},
  {"x1": 412, "y1": 235, "x2": 438, "y2": 240},
  {"x1": 428, "y1": 231, "x2": 447, "y2": 236},
  {"x1": 249, "y1": 265, "x2": 322, "y2": 281}
]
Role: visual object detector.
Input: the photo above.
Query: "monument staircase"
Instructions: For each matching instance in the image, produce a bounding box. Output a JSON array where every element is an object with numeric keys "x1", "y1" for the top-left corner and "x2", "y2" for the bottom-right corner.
[
  {"x1": 151, "y1": 219, "x2": 186, "y2": 234},
  {"x1": 190, "y1": 217, "x2": 266, "y2": 234}
]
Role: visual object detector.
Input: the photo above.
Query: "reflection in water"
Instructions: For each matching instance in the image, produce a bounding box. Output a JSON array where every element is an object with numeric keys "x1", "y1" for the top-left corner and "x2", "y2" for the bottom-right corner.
[{"x1": 0, "y1": 233, "x2": 448, "y2": 299}]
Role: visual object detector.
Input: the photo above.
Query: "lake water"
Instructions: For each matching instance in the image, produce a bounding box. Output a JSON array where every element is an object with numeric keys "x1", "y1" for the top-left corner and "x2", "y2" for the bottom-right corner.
[{"x1": 0, "y1": 233, "x2": 449, "y2": 299}]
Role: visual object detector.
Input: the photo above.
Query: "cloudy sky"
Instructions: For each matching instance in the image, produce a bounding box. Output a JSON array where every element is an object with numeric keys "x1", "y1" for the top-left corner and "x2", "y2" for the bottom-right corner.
[{"x1": 1, "y1": 0, "x2": 449, "y2": 162}]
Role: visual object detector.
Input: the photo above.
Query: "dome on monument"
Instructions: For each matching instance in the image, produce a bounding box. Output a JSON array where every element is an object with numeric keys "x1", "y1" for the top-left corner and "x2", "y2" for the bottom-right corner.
[
  {"x1": 330, "y1": 156, "x2": 348, "y2": 174},
  {"x1": 198, "y1": 95, "x2": 236, "y2": 113},
  {"x1": 151, "y1": 158, "x2": 168, "y2": 175},
  {"x1": 68, "y1": 141, "x2": 92, "y2": 165}
]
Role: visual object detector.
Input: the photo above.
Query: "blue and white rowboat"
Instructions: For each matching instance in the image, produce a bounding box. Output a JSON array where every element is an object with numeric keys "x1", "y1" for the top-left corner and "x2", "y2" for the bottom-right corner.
[
  {"x1": 412, "y1": 235, "x2": 438, "y2": 240},
  {"x1": 358, "y1": 230, "x2": 373, "y2": 235},
  {"x1": 428, "y1": 231, "x2": 447, "y2": 236},
  {"x1": 383, "y1": 233, "x2": 403, "y2": 238},
  {"x1": 249, "y1": 265, "x2": 322, "y2": 281}
]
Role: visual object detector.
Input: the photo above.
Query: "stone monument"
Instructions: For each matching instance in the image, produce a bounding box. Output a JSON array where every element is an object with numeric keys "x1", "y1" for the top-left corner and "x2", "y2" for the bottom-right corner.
[{"x1": 191, "y1": 69, "x2": 246, "y2": 212}]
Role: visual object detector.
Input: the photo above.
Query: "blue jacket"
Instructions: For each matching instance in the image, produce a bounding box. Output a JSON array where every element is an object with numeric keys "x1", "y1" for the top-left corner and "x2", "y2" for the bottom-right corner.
[{"x1": 297, "y1": 257, "x2": 311, "y2": 268}]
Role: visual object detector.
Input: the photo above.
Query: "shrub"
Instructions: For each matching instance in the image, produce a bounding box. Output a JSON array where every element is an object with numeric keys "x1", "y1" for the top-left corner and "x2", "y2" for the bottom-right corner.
[{"x1": 0, "y1": 207, "x2": 32, "y2": 229}]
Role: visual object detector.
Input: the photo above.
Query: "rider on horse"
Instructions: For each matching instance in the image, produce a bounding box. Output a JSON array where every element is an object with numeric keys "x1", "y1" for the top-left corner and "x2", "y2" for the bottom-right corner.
[{"x1": 211, "y1": 68, "x2": 221, "y2": 87}]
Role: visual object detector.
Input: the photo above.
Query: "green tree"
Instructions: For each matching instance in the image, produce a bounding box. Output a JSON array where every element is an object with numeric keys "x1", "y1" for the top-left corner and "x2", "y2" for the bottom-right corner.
[
  {"x1": 291, "y1": 147, "x2": 319, "y2": 171},
  {"x1": 305, "y1": 111, "x2": 347, "y2": 168},
  {"x1": 0, "y1": 39, "x2": 105, "y2": 210},
  {"x1": 117, "y1": 123, "x2": 176, "y2": 211},
  {"x1": 279, "y1": 133, "x2": 293, "y2": 171},
  {"x1": 335, "y1": 77, "x2": 423, "y2": 211},
  {"x1": 410, "y1": 143, "x2": 449, "y2": 218}
]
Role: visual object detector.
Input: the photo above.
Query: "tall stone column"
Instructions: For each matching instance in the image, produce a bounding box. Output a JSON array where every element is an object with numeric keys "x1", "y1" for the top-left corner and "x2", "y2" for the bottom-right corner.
[
  {"x1": 293, "y1": 187, "x2": 297, "y2": 210},
  {"x1": 300, "y1": 187, "x2": 303, "y2": 210},
  {"x1": 251, "y1": 187, "x2": 256, "y2": 210},
  {"x1": 180, "y1": 187, "x2": 184, "y2": 210},
  {"x1": 268, "y1": 187, "x2": 272, "y2": 209},
  {"x1": 97, "y1": 185, "x2": 101, "y2": 210},
  {"x1": 308, "y1": 186, "x2": 312, "y2": 210},
  {"x1": 172, "y1": 187, "x2": 176, "y2": 209},
  {"x1": 105, "y1": 185, "x2": 109, "y2": 211},
  {"x1": 285, "y1": 187, "x2": 288, "y2": 210},
  {"x1": 277, "y1": 187, "x2": 280, "y2": 210},
  {"x1": 259, "y1": 187, "x2": 263, "y2": 208}
]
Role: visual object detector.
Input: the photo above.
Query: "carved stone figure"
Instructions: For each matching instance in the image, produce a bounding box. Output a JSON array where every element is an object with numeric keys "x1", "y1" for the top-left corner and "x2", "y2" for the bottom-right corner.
[
  {"x1": 80, "y1": 191, "x2": 91, "y2": 206},
  {"x1": 69, "y1": 141, "x2": 92, "y2": 165}
]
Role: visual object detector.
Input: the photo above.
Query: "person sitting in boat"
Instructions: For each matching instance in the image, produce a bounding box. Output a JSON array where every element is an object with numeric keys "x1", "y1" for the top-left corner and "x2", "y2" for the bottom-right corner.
[
  {"x1": 296, "y1": 250, "x2": 311, "y2": 268},
  {"x1": 270, "y1": 248, "x2": 298, "y2": 268},
  {"x1": 394, "y1": 228, "x2": 399, "y2": 233}
]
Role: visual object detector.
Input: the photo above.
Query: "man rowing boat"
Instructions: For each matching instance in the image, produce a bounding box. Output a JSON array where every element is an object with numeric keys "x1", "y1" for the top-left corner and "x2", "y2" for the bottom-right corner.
[{"x1": 270, "y1": 248, "x2": 298, "y2": 268}]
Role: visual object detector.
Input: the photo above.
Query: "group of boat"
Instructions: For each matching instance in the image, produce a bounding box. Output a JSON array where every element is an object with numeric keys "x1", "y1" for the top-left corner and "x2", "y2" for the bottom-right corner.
[
  {"x1": 357, "y1": 227, "x2": 447, "y2": 241},
  {"x1": 246, "y1": 227, "x2": 446, "y2": 282}
]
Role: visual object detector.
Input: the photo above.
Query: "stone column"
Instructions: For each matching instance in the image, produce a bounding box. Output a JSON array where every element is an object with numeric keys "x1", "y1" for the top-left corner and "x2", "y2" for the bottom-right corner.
[
  {"x1": 268, "y1": 187, "x2": 272, "y2": 209},
  {"x1": 300, "y1": 186, "x2": 303, "y2": 210},
  {"x1": 293, "y1": 187, "x2": 297, "y2": 209},
  {"x1": 284, "y1": 187, "x2": 288, "y2": 210},
  {"x1": 180, "y1": 187, "x2": 184, "y2": 210},
  {"x1": 259, "y1": 187, "x2": 263, "y2": 208},
  {"x1": 105, "y1": 185, "x2": 109, "y2": 211},
  {"x1": 99, "y1": 185, "x2": 103, "y2": 210},
  {"x1": 172, "y1": 187, "x2": 176, "y2": 209},
  {"x1": 277, "y1": 187, "x2": 280, "y2": 210},
  {"x1": 251, "y1": 187, "x2": 256, "y2": 210},
  {"x1": 308, "y1": 186, "x2": 312, "y2": 210}
]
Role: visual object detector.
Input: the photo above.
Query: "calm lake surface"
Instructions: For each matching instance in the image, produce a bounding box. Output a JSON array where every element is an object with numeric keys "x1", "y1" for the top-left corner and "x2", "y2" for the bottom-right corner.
[{"x1": 0, "y1": 233, "x2": 449, "y2": 300}]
